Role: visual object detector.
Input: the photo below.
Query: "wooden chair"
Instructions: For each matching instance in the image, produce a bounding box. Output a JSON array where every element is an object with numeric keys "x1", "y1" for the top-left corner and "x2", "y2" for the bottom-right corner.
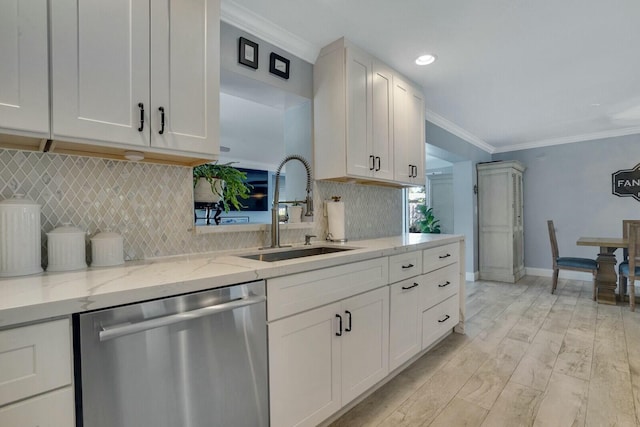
[
  {"x1": 620, "y1": 222, "x2": 640, "y2": 311},
  {"x1": 547, "y1": 220, "x2": 597, "y2": 298},
  {"x1": 619, "y1": 220, "x2": 640, "y2": 298}
]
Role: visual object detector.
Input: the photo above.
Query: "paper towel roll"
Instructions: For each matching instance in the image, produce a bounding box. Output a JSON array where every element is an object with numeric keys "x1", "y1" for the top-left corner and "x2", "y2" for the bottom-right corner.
[
  {"x1": 288, "y1": 206, "x2": 302, "y2": 223},
  {"x1": 327, "y1": 201, "x2": 346, "y2": 241}
]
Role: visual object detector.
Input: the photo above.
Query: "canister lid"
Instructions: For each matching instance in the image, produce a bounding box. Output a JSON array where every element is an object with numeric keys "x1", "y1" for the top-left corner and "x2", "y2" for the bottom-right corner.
[
  {"x1": 91, "y1": 230, "x2": 123, "y2": 241},
  {"x1": 0, "y1": 193, "x2": 40, "y2": 206},
  {"x1": 48, "y1": 222, "x2": 85, "y2": 235}
]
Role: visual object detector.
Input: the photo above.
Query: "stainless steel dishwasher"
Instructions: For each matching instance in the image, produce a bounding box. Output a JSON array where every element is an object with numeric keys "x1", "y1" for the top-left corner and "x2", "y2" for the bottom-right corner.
[{"x1": 74, "y1": 280, "x2": 268, "y2": 427}]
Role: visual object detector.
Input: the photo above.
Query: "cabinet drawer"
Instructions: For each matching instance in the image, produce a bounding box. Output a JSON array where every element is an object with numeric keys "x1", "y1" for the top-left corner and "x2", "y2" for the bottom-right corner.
[
  {"x1": 389, "y1": 251, "x2": 422, "y2": 283},
  {"x1": 419, "y1": 263, "x2": 459, "y2": 312},
  {"x1": 423, "y1": 242, "x2": 459, "y2": 273},
  {"x1": 267, "y1": 258, "x2": 388, "y2": 321},
  {"x1": 421, "y1": 294, "x2": 459, "y2": 350},
  {"x1": 0, "y1": 318, "x2": 71, "y2": 407},
  {"x1": 0, "y1": 387, "x2": 74, "y2": 426}
]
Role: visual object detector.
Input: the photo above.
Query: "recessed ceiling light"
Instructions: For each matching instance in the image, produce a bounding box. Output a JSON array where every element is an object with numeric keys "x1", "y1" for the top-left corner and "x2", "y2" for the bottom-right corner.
[{"x1": 415, "y1": 54, "x2": 437, "y2": 66}]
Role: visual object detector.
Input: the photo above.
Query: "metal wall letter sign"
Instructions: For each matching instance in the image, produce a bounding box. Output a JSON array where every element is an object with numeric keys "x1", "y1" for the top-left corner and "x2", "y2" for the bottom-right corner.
[{"x1": 612, "y1": 163, "x2": 640, "y2": 201}]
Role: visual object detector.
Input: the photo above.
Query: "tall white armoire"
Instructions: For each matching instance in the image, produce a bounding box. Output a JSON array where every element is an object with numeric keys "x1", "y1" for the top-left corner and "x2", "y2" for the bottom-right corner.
[{"x1": 477, "y1": 160, "x2": 525, "y2": 283}]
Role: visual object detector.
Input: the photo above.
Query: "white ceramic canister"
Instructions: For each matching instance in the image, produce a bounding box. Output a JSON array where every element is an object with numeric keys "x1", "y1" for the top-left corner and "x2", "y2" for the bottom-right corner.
[
  {"x1": 46, "y1": 223, "x2": 87, "y2": 272},
  {"x1": 0, "y1": 194, "x2": 43, "y2": 277},
  {"x1": 90, "y1": 230, "x2": 124, "y2": 267}
]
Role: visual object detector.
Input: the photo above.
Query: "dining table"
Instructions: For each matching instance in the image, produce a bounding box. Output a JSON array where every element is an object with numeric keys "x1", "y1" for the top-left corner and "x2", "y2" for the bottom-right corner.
[{"x1": 576, "y1": 236, "x2": 628, "y2": 304}]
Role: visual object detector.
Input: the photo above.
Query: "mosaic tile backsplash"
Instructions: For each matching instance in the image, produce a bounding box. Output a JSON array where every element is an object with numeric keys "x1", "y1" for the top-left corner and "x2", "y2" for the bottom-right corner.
[{"x1": 0, "y1": 149, "x2": 403, "y2": 266}]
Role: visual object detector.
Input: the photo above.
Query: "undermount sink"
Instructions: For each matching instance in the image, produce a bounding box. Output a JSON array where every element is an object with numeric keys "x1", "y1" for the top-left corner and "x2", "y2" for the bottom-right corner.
[{"x1": 239, "y1": 246, "x2": 356, "y2": 262}]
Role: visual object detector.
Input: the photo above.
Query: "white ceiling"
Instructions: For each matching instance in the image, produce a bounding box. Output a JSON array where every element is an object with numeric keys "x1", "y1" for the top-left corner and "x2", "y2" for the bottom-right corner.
[{"x1": 222, "y1": 0, "x2": 640, "y2": 153}]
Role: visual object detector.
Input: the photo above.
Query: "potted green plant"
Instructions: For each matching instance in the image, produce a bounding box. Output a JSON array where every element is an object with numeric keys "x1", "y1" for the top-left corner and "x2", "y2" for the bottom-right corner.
[
  {"x1": 193, "y1": 162, "x2": 252, "y2": 212},
  {"x1": 411, "y1": 204, "x2": 441, "y2": 234}
]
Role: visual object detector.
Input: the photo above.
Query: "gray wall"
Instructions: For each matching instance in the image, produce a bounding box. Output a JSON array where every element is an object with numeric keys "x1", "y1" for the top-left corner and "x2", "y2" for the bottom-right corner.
[
  {"x1": 426, "y1": 122, "x2": 492, "y2": 275},
  {"x1": 493, "y1": 133, "x2": 640, "y2": 271},
  {"x1": 220, "y1": 21, "x2": 313, "y2": 100}
]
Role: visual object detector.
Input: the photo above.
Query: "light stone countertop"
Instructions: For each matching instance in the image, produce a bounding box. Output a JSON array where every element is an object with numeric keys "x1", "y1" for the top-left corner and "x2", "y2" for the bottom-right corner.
[{"x1": 0, "y1": 233, "x2": 463, "y2": 328}]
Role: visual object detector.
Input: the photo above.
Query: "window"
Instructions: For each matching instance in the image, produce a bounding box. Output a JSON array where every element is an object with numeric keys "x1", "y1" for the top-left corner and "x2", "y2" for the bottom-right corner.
[{"x1": 405, "y1": 186, "x2": 426, "y2": 232}]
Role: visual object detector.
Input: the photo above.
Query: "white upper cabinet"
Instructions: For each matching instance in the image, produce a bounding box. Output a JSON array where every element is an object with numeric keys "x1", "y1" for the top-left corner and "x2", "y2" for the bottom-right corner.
[
  {"x1": 314, "y1": 38, "x2": 422, "y2": 186},
  {"x1": 51, "y1": 0, "x2": 219, "y2": 157},
  {"x1": 0, "y1": 0, "x2": 49, "y2": 138},
  {"x1": 370, "y1": 61, "x2": 395, "y2": 181},
  {"x1": 393, "y1": 76, "x2": 425, "y2": 185}
]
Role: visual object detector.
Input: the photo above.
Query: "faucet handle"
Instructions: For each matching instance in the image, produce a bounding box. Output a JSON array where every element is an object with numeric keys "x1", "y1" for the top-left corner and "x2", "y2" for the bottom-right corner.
[{"x1": 304, "y1": 234, "x2": 316, "y2": 245}]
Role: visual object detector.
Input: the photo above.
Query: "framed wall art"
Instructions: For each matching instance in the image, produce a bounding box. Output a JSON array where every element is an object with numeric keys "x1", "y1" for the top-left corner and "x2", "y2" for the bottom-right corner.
[
  {"x1": 238, "y1": 37, "x2": 258, "y2": 69},
  {"x1": 269, "y1": 52, "x2": 290, "y2": 79}
]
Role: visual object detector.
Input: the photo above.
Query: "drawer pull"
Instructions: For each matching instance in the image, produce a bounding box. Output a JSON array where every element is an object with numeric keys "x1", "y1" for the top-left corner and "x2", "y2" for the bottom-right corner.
[
  {"x1": 345, "y1": 310, "x2": 352, "y2": 332},
  {"x1": 438, "y1": 281, "x2": 451, "y2": 288},
  {"x1": 438, "y1": 254, "x2": 451, "y2": 259},
  {"x1": 336, "y1": 314, "x2": 343, "y2": 336},
  {"x1": 437, "y1": 314, "x2": 451, "y2": 323},
  {"x1": 401, "y1": 263, "x2": 415, "y2": 269},
  {"x1": 402, "y1": 283, "x2": 419, "y2": 290}
]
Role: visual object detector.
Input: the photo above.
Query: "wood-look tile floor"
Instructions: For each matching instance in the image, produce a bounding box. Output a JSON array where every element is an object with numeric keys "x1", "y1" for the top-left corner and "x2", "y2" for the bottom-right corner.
[{"x1": 331, "y1": 276, "x2": 640, "y2": 426}]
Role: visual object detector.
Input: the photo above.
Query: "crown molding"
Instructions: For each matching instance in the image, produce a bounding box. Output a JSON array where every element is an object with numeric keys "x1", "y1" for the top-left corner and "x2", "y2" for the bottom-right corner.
[
  {"x1": 493, "y1": 125, "x2": 640, "y2": 153},
  {"x1": 221, "y1": 0, "x2": 320, "y2": 64},
  {"x1": 425, "y1": 109, "x2": 495, "y2": 154}
]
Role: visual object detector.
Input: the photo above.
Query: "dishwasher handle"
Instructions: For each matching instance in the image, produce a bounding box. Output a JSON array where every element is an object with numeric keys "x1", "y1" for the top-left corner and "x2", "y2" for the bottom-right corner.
[{"x1": 99, "y1": 295, "x2": 266, "y2": 342}]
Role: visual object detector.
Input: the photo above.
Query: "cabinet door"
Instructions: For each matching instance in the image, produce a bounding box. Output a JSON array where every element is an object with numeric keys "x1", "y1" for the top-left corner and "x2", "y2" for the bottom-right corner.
[
  {"x1": 340, "y1": 286, "x2": 389, "y2": 404},
  {"x1": 0, "y1": 387, "x2": 74, "y2": 427},
  {"x1": 408, "y1": 86, "x2": 425, "y2": 184},
  {"x1": 0, "y1": 319, "x2": 71, "y2": 407},
  {"x1": 478, "y1": 166, "x2": 515, "y2": 282},
  {"x1": 150, "y1": 0, "x2": 219, "y2": 155},
  {"x1": 513, "y1": 171, "x2": 525, "y2": 278},
  {"x1": 389, "y1": 278, "x2": 421, "y2": 371},
  {"x1": 0, "y1": 0, "x2": 49, "y2": 137},
  {"x1": 345, "y1": 46, "x2": 373, "y2": 178},
  {"x1": 371, "y1": 60, "x2": 394, "y2": 180},
  {"x1": 394, "y1": 77, "x2": 425, "y2": 185},
  {"x1": 51, "y1": 0, "x2": 150, "y2": 147},
  {"x1": 269, "y1": 303, "x2": 341, "y2": 427}
]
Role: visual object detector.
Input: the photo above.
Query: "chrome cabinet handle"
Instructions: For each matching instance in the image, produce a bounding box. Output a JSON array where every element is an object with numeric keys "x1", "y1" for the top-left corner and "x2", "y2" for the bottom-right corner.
[
  {"x1": 158, "y1": 106, "x2": 165, "y2": 134},
  {"x1": 99, "y1": 295, "x2": 266, "y2": 341},
  {"x1": 345, "y1": 310, "x2": 352, "y2": 332},
  {"x1": 137, "y1": 103, "x2": 144, "y2": 131},
  {"x1": 402, "y1": 282, "x2": 419, "y2": 290}
]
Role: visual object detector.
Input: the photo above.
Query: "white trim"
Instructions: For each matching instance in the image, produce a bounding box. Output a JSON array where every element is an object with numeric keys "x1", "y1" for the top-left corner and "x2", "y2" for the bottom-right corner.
[
  {"x1": 465, "y1": 271, "x2": 479, "y2": 282},
  {"x1": 425, "y1": 109, "x2": 495, "y2": 154},
  {"x1": 525, "y1": 267, "x2": 593, "y2": 281},
  {"x1": 221, "y1": 0, "x2": 320, "y2": 64},
  {"x1": 493, "y1": 126, "x2": 640, "y2": 154}
]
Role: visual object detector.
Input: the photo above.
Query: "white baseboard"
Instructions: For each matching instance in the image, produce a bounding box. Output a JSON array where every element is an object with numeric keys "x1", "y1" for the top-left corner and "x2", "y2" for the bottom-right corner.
[
  {"x1": 466, "y1": 271, "x2": 479, "y2": 282},
  {"x1": 525, "y1": 267, "x2": 593, "y2": 281}
]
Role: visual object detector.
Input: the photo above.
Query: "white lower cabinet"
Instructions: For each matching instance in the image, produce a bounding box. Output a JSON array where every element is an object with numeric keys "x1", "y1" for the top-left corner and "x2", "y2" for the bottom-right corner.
[
  {"x1": 268, "y1": 286, "x2": 389, "y2": 427},
  {"x1": 389, "y1": 277, "x2": 421, "y2": 371},
  {"x1": 268, "y1": 241, "x2": 463, "y2": 427},
  {"x1": 0, "y1": 387, "x2": 74, "y2": 427},
  {"x1": 0, "y1": 318, "x2": 74, "y2": 426}
]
